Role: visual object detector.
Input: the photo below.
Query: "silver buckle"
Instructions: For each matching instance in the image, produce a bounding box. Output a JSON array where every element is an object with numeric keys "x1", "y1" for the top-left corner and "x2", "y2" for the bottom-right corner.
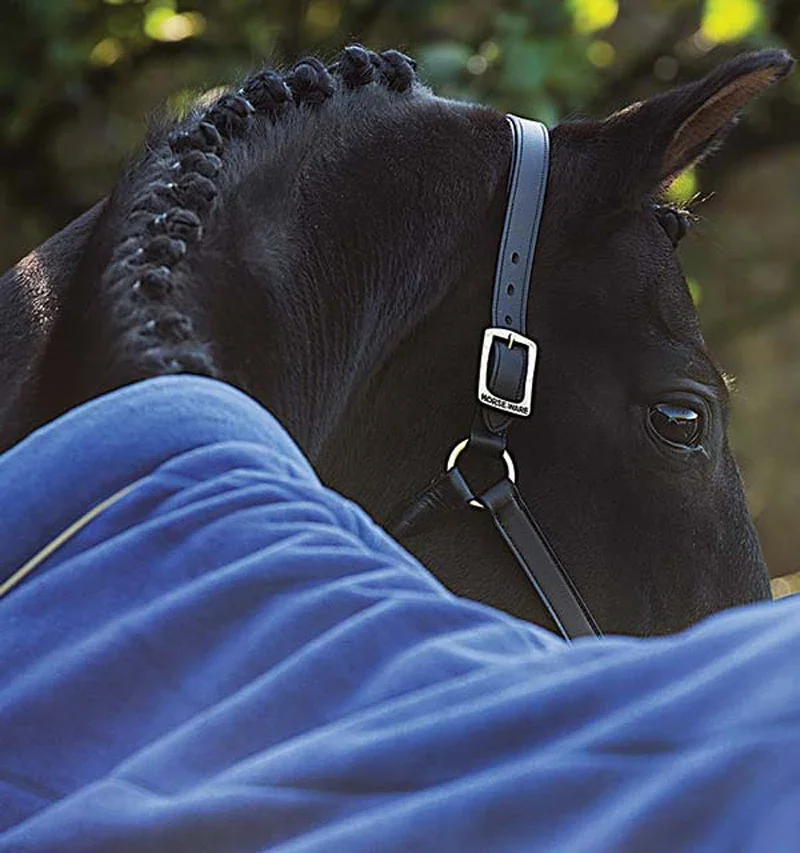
[{"x1": 477, "y1": 327, "x2": 537, "y2": 417}]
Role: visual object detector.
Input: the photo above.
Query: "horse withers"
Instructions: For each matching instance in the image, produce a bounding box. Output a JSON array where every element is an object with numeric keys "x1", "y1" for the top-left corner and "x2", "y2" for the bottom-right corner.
[{"x1": 0, "y1": 47, "x2": 793, "y2": 636}]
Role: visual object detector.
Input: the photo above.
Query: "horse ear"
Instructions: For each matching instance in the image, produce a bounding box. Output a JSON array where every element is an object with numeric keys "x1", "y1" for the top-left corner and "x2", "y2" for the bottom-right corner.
[{"x1": 599, "y1": 49, "x2": 794, "y2": 198}]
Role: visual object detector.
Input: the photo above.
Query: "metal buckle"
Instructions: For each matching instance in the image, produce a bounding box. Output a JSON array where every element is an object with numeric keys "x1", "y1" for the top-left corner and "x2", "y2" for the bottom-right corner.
[
  {"x1": 477, "y1": 327, "x2": 537, "y2": 417},
  {"x1": 447, "y1": 439, "x2": 516, "y2": 510}
]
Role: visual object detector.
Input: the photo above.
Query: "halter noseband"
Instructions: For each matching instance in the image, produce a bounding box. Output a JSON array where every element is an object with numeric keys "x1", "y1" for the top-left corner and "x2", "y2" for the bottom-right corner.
[{"x1": 392, "y1": 115, "x2": 602, "y2": 641}]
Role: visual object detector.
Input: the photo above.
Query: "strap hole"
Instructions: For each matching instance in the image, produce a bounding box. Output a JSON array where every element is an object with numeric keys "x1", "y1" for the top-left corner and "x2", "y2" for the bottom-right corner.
[
  {"x1": 506, "y1": 283, "x2": 515, "y2": 296},
  {"x1": 504, "y1": 314, "x2": 513, "y2": 325},
  {"x1": 511, "y1": 252, "x2": 520, "y2": 263}
]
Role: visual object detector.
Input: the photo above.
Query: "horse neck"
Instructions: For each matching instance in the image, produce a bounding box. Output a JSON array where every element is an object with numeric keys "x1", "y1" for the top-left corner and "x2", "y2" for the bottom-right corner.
[
  {"x1": 224, "y1": 104, "x2": 510, "y2": 459},
  {"x1": 16, "y1": 100, "x2": 509, "y2": 464},
  {"x1": 250, "y1": 217, "x2": 498, "y2": 463},
  {"x1": 313, "y1": 251, "x2": 498, "y2": 519}
]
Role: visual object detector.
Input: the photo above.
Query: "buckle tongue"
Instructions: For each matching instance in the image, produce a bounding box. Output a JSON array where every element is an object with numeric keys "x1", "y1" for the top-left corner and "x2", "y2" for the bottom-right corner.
[{"x1": 477, "y1": 327, "x2": 537, "y2": 417}]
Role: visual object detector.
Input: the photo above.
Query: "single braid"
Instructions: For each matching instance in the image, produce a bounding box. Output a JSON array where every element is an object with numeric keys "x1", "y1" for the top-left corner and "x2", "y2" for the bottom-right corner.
[
  {"x1": 330, "y1": 45, "x2": 417, "y2": 93},
  {"x1": 373, "y1": 49, "x2": 417, "y2": 92},
  {"x1": 286, "y1": 57, "x2": 335, "y2": 105},
  {"x1": 334, "y1": 45, "x2": 377, "y2": 89},
  {"x1": 97, "y1": 46, "x2": 418, "y2": 385}
]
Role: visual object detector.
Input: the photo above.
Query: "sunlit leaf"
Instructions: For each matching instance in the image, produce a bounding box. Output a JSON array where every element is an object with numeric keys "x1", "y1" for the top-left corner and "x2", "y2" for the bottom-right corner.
[
  {"x1": 568, "y1": 0, "x2": 618, "y2": 35},
  {"x1": 666, "y1": 168, "x2": 698, "y2": 204},
  {"x1": 586, "y1": 39, "x2": 615, "y2": 69},
  {"x1": 686, "y1": 276, "x2": 702, "y2": 306},
  {"x1": 89, "y1": 37, "x2": 124, "y2": 67},
  {"x1": 701, "y1": 0, "x2": 763, "y2": 44},
  {"x1": 144, "y1": 9, "x2": 206, "y2": 42},
  {"x1": 306, "y1": 0, "x2": 341, "y2": 37},
  {"x1": 479, "y1": 41, "x2": 502, "y2": 64}
]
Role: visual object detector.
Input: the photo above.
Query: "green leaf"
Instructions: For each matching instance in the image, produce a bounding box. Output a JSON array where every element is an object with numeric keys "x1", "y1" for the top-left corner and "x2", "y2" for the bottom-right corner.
[
  {"x1": 417, "y1": 42, "x2": 471, "y2": 84},
  {"x1": 567, "y1": 0, "x2": 619, "y2": 35},
  {"x1": 666, "y1": 168, "x2": 698, "y2": 204},
  {"x1": 701, "y1": 0, "x2": 763, "y2": 44},
  {"x1": 501, "y1": 40, "x2": 549, "y2": 93}
]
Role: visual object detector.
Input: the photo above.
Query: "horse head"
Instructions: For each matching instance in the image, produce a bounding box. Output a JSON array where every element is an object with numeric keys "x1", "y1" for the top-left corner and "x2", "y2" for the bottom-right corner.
[{"x1": 0, "y1": 46, "x2": 793, "y2": 636}]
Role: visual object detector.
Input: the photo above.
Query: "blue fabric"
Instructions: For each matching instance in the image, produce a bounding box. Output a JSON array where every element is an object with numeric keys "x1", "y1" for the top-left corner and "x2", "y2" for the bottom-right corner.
[{"x1": 1, "y1": 377, "x2": 798, "y2": 852}]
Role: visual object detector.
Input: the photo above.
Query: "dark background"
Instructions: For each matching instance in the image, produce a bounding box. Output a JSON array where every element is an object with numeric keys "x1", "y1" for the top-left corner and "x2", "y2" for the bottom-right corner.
[{"x1": 1, "y1": 0, "x2": 798, "y2": 593}]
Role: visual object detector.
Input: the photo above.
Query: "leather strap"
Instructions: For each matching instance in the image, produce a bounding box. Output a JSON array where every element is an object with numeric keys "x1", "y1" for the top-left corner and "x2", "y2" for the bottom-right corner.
[
  {"x1": 479, "y1": 479, "x2": 601, "y2": 638},
  {"x1": 492, "y1": 116, "x2": 548, "y2": 336},
  {"x1": 389, "y1": 114, "x2": 602, "y2": 642},
  {"x1": 390, "y1": 468, "x2": 474, "y2": 538},
  {"x1": 482, "y1": 116, "x2": 549, "y2": 435}
]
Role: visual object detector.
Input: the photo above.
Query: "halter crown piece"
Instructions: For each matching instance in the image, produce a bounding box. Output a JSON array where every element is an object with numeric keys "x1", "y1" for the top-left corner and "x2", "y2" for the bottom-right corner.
[{"x1": 393, "y1": 116, "x2": 602, "y2": 641}]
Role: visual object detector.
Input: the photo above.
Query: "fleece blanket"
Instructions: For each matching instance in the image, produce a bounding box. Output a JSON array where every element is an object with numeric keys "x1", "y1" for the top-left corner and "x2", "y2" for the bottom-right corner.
[{"x1": 1, "y1": 377, "x2": 798, "y2": 851}]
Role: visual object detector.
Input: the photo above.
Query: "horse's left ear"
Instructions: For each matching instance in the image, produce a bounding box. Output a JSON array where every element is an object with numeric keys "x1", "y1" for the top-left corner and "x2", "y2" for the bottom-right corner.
[{"x1": 599, "y1": 49, "x2": 794, "y2": 198}]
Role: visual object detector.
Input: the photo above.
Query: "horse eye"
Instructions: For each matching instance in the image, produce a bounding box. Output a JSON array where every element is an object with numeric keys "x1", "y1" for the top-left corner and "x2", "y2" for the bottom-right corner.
[
  {"x1": 648, "y1": 403, "x2": 702, "y2": 448},
  {"x1": 655, "y1": 207, "x2": 690, "y2": 247}
]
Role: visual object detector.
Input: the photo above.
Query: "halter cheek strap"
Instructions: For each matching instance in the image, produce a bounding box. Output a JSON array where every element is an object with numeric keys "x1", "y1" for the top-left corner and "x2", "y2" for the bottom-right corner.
[
  {"x1": 480, "y1": 114, "x2": 547, "y2": 429},
  {"x1": 391, "y1": 115, "x2": 601, "y2": 641}
]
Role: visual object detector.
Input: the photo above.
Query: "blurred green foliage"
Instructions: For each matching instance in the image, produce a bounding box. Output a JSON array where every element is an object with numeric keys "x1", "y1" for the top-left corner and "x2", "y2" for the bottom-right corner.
[
  {"x1": 2, "y1": 0, "x2": 796, "y2": 247},
  {"x1": 0, "y1": 0, "x2": 798, "y2": 586}
]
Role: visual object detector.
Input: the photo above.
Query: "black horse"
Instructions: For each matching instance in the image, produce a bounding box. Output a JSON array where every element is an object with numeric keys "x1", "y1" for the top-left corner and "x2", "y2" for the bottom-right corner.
[{"x1": 0, "y1": 46, "x2": 793, "y2": 636}]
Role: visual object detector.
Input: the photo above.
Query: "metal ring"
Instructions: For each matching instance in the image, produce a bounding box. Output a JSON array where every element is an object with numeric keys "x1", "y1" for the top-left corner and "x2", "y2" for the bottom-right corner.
[{"x1": 446, "y1": 439, "x2": 516, "y2": 510}]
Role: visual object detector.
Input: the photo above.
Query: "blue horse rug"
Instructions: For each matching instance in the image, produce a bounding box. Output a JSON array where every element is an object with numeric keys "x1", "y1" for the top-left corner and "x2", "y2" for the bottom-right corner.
[{"x1": 1, "y1": 377, "x2": 798, "y2": 851}]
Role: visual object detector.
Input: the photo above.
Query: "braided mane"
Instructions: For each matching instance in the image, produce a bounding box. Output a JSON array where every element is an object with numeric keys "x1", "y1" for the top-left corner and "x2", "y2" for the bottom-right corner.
[{"x1": 98, "y1": 46, "x2": 418, "y2": 386}]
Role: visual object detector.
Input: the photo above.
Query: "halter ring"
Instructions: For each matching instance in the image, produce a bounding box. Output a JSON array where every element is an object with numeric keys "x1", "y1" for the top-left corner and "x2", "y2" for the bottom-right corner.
[{"x1": 446, "y1": 439, "x2": 516, "y2": 510}]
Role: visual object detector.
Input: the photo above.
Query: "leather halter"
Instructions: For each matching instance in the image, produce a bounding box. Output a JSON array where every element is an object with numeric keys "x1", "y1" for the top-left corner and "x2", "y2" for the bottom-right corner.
[{"x1": 392, "y1": 115, "x2": 602, "y2": 641}]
